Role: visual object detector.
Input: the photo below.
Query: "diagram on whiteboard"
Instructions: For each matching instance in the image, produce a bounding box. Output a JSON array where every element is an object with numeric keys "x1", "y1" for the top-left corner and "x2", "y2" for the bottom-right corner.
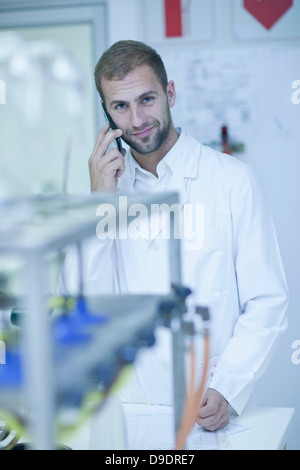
[{"x1": 159, "y1": 46, "x2": 300, "y2": 159}]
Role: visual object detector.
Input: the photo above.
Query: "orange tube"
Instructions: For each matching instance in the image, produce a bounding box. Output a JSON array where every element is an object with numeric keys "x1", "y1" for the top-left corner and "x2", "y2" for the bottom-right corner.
[{"x1": 174, "y1": 333, "x2": 210, "y2": 450}]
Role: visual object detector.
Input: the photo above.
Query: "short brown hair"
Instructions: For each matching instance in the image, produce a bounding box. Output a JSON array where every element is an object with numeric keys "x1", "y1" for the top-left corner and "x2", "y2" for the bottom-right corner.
[{"x1": 94, "y1": 40, "x2": 169, "y2": 103}]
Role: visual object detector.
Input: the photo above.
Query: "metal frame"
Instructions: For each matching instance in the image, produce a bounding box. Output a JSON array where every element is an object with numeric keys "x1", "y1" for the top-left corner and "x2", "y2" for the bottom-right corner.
[{"x1": 0, "y1": 192, "x2": 186, "y2": 449}]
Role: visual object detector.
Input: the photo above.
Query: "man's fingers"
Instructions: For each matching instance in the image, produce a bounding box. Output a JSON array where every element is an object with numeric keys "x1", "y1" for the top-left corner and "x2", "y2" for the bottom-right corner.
[
  {"x1": 198, "y1": 400, "x2": 218, "y2": 419},
  {"x1": 96, "y1": 123, "x2": 110, "y2": 142},
  {"x1": 106, "y1": 155, "x2": 126, "y2": 175},
  {"x1": 90, "y1": 124, "x2": 109, "y2": 156},
  {"x1": 196, "y1": 388, "x2": 229, "y2": 432},
  {"x1": 90, "y1": 125, "x2": 122, "y2": 160},
  {"x1": 88, "y1": 124, "x2": 125, "y2": 193},
  {"x1": 89, "y1": 146, "x2": 124, "y2": 171},
  {"x1": 196, "y1": 409, "x2": 229, "y2": 432},
  {"x1": 102, "y1": 128, "x2": 122, "y2": 151}
]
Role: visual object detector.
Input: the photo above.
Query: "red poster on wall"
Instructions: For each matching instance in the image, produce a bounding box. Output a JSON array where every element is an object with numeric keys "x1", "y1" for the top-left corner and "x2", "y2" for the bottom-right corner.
[
  {"x1": 244, "y1": 0, "x2": 293, "y2": 30},
  {"x1": 164, "y1": 0, "x2": 183, "y2": 37}
]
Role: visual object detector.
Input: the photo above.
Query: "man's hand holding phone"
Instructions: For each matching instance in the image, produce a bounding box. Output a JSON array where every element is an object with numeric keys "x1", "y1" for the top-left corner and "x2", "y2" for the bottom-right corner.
[{"x1": 88, "y1": 124, "x2": 126, "y2": 193}]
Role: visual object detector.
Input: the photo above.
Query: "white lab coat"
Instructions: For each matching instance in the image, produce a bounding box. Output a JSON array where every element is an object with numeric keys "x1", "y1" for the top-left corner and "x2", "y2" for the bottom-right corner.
[{"x1": 58, "y1": 129, "x2": 288, "y2": 415}]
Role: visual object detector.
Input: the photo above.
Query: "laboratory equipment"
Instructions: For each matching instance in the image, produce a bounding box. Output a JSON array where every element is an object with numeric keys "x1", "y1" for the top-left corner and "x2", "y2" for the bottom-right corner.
[{"x1": 0, "y1": 192, "x2": 209, "y2": 450}]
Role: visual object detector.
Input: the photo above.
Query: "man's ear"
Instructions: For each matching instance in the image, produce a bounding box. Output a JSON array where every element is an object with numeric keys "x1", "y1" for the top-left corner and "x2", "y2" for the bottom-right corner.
[{"x1": 166, "y1": 80, "x2": 176, "y2": 109}]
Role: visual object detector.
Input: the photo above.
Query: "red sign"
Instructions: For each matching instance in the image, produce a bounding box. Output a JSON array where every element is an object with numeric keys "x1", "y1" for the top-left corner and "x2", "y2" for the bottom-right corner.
[
  {"x1": 164, "y1": 0, "x2": 183, "y2": 37},
  {"x1": 244, "y1": 0, "x2": 293, "y2": 30}
]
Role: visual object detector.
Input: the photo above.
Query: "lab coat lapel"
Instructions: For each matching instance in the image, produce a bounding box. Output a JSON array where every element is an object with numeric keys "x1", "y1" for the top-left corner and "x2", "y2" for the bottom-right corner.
[
  {"x1": 117, "y1": 164, "x2": 152, "y2": 241},
  {"x1": 147, "y1": 134, "x2": 202, "y2": 243},
  {"x1": 117, "y1": 131, "x2": 202, "y2": 243},
  {"x1": 147, "y1": 174, "x2": 189, "y2": 243}
]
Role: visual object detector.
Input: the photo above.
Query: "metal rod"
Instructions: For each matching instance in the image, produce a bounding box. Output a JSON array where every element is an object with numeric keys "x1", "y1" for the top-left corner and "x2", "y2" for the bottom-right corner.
[
  {"x1": 169, "y1": 207, "x2": 186, "y2": 439},
  {"x1": 169, "y1": 209, "x2": 182, "y2": 288},
  {"x1": 23, "y1": 253, "x2": 55, "y2": 450},
  {"x1": 172, "y1": 315, "x2": 186, "y2": 435}
]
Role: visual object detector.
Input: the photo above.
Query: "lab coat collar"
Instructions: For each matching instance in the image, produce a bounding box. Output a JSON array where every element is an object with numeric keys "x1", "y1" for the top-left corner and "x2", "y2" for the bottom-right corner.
[
  {"x1": 161, "y1": 128, "x2": 202, "y2": 180},
  {"x1": 124, "y1": 128, "x2": 202, "y2": 189},
  {"x1": 117, "y1": 129, "x2": 202, "y2": 242}
]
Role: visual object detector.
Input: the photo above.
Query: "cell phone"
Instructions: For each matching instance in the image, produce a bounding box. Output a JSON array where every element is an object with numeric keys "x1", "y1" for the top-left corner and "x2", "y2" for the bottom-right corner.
[{"x1": 102, "y1": 103, "x2": 123, "y2": 154}]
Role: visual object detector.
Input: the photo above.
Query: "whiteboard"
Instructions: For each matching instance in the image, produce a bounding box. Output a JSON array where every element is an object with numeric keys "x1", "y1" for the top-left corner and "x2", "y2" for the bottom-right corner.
[{"x1": 158, "y1": 45, "x2": 300, "y2": 162}]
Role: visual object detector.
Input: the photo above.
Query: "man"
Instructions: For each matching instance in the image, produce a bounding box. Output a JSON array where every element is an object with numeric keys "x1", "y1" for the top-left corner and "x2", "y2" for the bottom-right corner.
[{"x1": 58, "y1": 40, "x2": 288, "y2": 432}]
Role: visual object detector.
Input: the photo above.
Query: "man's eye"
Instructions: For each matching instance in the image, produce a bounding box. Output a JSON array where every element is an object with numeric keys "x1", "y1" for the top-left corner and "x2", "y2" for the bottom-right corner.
[
  {"x1": 142, "y1": 96, "x2": 154, "y2": 104},
  {"x1": 115, "y1": 103, "x2": 127, "y2": 110}
]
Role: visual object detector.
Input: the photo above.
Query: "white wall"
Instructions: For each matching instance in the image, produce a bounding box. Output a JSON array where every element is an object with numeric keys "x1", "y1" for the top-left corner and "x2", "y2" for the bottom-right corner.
[
  {"x1": 106, "y1": 0, "x2": 300, "y2": 449},
  {"x1": 0, "y1": 0, "x2": 299, "y2": 449}
]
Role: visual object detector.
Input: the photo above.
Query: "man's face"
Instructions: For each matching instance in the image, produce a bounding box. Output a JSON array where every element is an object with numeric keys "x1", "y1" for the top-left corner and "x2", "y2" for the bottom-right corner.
[{"x1": 101, "y1": 65, "x2": 176, "y2": 155}]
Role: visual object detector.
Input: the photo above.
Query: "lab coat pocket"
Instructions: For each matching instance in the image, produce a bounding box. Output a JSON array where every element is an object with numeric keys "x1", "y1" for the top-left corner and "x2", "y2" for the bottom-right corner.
[{"x1": 183, "y1": 222, "x2": 232, "y2": 297}]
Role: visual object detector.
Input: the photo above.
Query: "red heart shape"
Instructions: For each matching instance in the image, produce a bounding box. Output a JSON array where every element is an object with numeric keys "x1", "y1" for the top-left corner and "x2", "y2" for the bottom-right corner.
[{"x1": 244, "y1": 0, "x2": 293, "y2": 30}]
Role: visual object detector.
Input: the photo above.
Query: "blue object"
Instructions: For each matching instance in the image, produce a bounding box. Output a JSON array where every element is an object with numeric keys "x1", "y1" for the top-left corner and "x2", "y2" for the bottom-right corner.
[
  {"x1": 52, "y1": 297, "x2": 109, "y2": 345},
  {"x1": 0, "y1": 349, "x2": 22, "y2": 387},
  {"x1": 73, "y1": 297, "x2": 108, "y2": 325},
  {"x1": 52, "y1": 313, "x2": 91, "y2": 344},
  {"x1": 119, "y1": 345, "x2": 137, "y2": 364}
]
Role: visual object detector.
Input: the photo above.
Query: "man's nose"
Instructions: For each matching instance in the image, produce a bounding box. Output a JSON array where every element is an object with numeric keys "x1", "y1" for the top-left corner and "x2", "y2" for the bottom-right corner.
[{"x1": 130, "y1": 106, "x2": 146, "y2": 128}]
